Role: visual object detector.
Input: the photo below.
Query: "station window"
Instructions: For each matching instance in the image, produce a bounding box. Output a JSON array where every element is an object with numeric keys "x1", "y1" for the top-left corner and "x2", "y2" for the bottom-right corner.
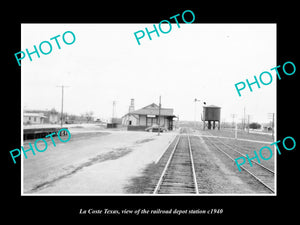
[
  {"x1": 147, "y1": 118, "x2": 157, "y2": 126},
  {"x1": 147, "y1": 118, "x2": 151, "y2": 126},
  {"x1": 152, "y1": 118, "x2": 157, "y2": 124}
]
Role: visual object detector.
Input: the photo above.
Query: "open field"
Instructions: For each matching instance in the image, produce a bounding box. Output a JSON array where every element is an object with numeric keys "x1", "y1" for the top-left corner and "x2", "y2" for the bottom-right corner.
[{"x1": 196, "y1": 128, "x2": 274, "y2": 142}]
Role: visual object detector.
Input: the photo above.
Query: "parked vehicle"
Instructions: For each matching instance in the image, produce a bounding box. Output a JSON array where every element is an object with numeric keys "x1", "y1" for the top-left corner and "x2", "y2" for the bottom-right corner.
[{"x1": 145, "y1": 124, "x2": 168, "y2": 132}]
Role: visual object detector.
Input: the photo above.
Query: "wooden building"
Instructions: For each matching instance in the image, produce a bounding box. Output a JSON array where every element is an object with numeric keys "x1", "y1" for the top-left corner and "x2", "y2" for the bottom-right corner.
[
  {"x1": 122, "y1": 101, "x2": 176, "y2": 131},
  {"x1": 23, "y1": 112, "x2": 46, "y2": 124}
]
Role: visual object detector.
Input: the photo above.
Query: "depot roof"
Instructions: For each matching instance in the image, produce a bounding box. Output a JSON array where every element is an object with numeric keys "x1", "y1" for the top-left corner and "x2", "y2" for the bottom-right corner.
[{"x1": 127, "y1": 103, "x2": 175, "y2": 117}]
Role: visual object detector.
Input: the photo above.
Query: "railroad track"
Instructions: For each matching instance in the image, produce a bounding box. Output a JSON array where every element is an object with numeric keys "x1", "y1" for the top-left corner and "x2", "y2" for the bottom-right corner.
[
  {"x1": 153, "y1": 131, "x2": 199, "y2": 194},
  {"x1": 217, "y1": 139, "x2": 274, "y2": 171},
  {"x1": 202, "y1": 136, "x2": 275, "y2": 193}
]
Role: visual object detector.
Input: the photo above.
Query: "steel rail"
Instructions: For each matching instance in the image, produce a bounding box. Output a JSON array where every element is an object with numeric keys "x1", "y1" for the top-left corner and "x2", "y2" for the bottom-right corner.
[
  {"x1": 205, "y1": 131, "x2": 274, "y2": 173},
  {"x1": 209, "y1": 135, "x2": 275, "y2": 174},
  {"x1": 155, "y1": 134, "x2": 179, "y2": 164},
  {"x1": 153, "y1": 135, "x2": 181, "y2": 194},
  {"x1": 202, "y1": 136, "x2": 275, "y2": 193},
  {"x1": 212, "y1": 137, "x2": 275, "y2": 174},
  {"x1": 187, "y1": 135, "x2": 199, "y2": 194}
]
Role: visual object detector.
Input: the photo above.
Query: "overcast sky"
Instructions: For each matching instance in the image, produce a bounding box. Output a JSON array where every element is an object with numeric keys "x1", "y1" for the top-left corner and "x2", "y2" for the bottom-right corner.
[{"x1": 22, "y1": 23, "x2": 276, "y2": 123}]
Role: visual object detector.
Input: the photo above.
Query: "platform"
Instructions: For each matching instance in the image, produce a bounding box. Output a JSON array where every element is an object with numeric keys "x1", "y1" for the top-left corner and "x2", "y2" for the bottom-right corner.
[{"x1": 23, "y1": 127, "x2": 68, "y2": 140}]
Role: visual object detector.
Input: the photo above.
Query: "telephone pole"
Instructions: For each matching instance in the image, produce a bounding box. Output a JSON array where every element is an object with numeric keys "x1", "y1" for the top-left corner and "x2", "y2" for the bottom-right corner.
[
  {"x1": 194, "y1": 98, "x2": 201, "y2": 129},
  {"x1": 243, "y1": 107, "x2": 246, "y2": 131},
  {"x1": 231, "y1": 114, "x2": 237, "y2": 139},
  {"x1": 268, "y1": 113, "x2": 275, "y2": 140},
  {"x1": 247, "y1": 114, "x2": 250, "y2": 134},
  {"x1": 57, "y1": 85, "x2": 70, "y2": 127},
  {"x1": 158, "y1": 96, "x2": 161, "y2": 136},
  {"x1": 112, "y1": 101, "x2": 116, "y2": 121}
]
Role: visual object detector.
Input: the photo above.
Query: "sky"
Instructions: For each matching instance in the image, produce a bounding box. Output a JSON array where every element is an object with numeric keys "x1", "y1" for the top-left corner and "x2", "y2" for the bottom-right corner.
[{"x1": 22, "y1": 23, "x2": 276, "y2": 123}]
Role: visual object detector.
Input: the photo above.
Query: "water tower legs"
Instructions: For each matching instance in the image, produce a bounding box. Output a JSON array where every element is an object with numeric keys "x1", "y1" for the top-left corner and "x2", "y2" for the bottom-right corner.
[{"x1": 203, "y1": 120, "x2": 221, "y2": 130}]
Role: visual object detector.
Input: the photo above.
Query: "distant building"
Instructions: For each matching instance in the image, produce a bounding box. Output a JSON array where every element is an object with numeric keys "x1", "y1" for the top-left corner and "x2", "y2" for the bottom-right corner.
[
  {"x1": 263, "y1": 126, "x2": 273, "y2": 132},
  {"x1": 122, "y1": 99, "x2": 176, "y2": 131},
  {"x1": 111, "y1": 118, "x2": 122, "y2": 124},
  {"x1": 48, "y1": 109, "x2": 59, "y2": 124},
  {"x1": 24, "y1": 108, "x2": 59, "y2": 124},
  {"x1": 23, "y1": 112, "x2": 46, "y2": 124}
]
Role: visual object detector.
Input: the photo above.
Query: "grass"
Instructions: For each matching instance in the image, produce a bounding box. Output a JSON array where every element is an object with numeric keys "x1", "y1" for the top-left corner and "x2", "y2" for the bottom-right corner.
[
  {"x1": 135, "y1": 138, "x2": 155, "y2": 144},
  {"x1": 202, "y1": 129, "x2": 274, "y2": 142},
  {"x1": 124, "y1": 162, "x2": 159, "y2": 194},
  {"x1": 28, "y1": 147, "x2": 133, "y2": 193}
]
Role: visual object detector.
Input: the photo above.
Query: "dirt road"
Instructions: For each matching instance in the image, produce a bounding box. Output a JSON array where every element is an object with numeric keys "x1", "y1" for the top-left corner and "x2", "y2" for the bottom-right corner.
[{"x1": 23, "y1": 129, "x2": 176, "y2": 194}]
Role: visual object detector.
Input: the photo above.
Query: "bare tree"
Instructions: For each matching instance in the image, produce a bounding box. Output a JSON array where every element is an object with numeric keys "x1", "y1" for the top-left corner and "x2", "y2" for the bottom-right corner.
[{"x1": 85, "y1": 111, "x2": 94, "y2": 123}]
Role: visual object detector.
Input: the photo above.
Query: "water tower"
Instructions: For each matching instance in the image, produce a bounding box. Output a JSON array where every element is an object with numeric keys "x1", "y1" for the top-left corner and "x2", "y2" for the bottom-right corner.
[{"x1": 202, "y1": 105, "x2": 221, "y2": 130}]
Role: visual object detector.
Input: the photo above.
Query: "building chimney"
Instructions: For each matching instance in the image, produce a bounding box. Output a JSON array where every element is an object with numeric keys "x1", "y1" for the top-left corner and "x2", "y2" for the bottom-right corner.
[{"x1": 129, "y1": 99, "x2": 135, "y2": 113}]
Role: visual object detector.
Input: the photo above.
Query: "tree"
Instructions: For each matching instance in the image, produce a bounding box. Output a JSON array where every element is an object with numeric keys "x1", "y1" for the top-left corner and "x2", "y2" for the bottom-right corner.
[
  {"x1": 85, "y1": 111, "x2": 94, "y2": 123},
  {"x1": 249, "y1": 122, "x2": 261, "y2": 129},
  {"x1": 50, "y1": 107, "x2": 58, "y2": 114}
]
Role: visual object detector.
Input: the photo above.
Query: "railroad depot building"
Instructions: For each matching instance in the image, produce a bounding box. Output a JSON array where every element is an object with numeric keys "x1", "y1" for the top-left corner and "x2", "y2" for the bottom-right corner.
[{"x1": 122, "y1": 99, "x2": 176, "y2": 131}]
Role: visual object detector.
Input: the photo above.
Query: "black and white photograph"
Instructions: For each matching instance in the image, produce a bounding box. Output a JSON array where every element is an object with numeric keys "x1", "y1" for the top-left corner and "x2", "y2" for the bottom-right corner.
[{"x1": 21, "y1": 23, "x2": 276, "y2": 195}]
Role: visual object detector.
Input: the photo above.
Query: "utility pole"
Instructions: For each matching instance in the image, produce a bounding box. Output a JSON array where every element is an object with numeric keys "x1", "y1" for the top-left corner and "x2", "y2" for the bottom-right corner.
[
  {"x1": 268, "y1": 113, "x2": 275, "y2": 140},
  {"x1": 231, "y1": 114, "x2": 236, "y2": 129},
  {"x1": 247, "y1": 114, "x2": 250, "y2": 134},
  {"x1": 158, "y1": 96, "x2": 161, "y2": 136},
  {"x1": 231, "y1": 114, "x2": 237, "y2": 139},
  {"x1": 194, "y1": 98, "x2": 201, "y2": 129},
  {"x1": 272, "y1": 113, "x2": 274, "y2": 140},
  {"x1": 235, "y1": 121, "x2": 238, "y2": 139},
  {"x1": 243, "y1": 107, "x2": 246, "y2": 131},
  {"x1": 57, "y1": 85, "x2": 70, "y2": 127},
  {"x1": 112, "y1": 100, "x2": 116, "y2": 122}
]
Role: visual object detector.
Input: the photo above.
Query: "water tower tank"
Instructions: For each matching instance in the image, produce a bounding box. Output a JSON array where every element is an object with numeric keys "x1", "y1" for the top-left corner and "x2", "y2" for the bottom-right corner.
[
  {"x1": 203, "y1": 105, "x2": 221, "y2": 121},
  {"x1": 202, "y1": 105, "x2": 221, "y2": 130}
]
